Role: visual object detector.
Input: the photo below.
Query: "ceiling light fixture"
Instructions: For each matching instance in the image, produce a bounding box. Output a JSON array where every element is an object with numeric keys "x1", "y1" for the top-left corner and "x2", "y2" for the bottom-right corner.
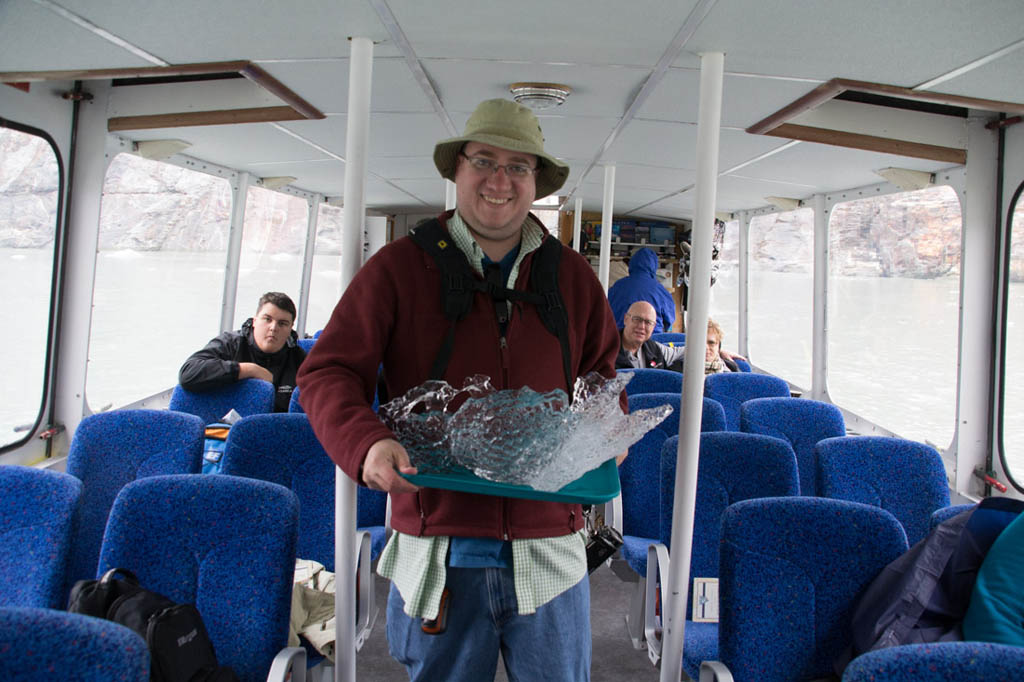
[
  {"x1": 764, "y1": 196, "x2": 802, "y2": 211},
  {"x1": 134, "y1": 139, "x2": 191, "y2": 160},
  {"x1": 509, "y1": 82, "x2": 572, "y2": 110},
  {"x1": 875, "y1": 167, "x2": 934, "y2": 192},
  {"x1": 260, "y1": 176, "x2": 297, "y2": 190}
]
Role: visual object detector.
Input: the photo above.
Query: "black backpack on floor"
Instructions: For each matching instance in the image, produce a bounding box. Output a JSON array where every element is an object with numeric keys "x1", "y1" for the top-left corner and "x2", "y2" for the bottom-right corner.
[{"x1": 68, "y1": 568, "x2": 238, "y2": 682}]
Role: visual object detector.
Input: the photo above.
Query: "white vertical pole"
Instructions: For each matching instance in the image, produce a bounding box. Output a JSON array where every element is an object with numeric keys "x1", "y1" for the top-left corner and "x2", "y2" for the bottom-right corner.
[
  {"x1": 336, "y1": 35, "x2": 373, "y2": 682},
  {"x1": 660, "y1": 51, "x2": 724, "y2": 682},
  {"x1": 221, "y1": 171, "x2": 251, "y2": 332},
  {"x1": 737, "y1": 210, "x2": 750, "y2": 358},
  {"x1": 599, "y1": 165, "x2": 616, "y2": 291},
  {"x1": 811, "y1": 193, "x2": 829, "y2": 400},
  {"x1": 54, "y1": 80, "x2": 111, "y2": 438},
  {"x1": 445, "y1": 179, "x2": 457, "y2": 211},
  {"x1": 572, "y1": 196, "x2": 583, "y2": 251},
  {"x1": 296, "y1": 194, "x2": 322, "y2": 339},
  {"x1": 954, "y1": 112, "x2": 999, "y2": 496}
]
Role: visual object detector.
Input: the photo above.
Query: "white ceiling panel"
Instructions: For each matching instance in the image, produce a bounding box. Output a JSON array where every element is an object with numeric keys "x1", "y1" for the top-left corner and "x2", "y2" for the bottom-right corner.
[
  {"x1": 245, "y1": 159, "x2": 345, "y2": 197},
  {"x1": 367, "y1": 156, "x2": 440, "y2": 180},
  {"x1": 686, "y1": 0, "x2": 1024, "y2": 86},
  {"x1": 930, "y1": 48, "x2": 1024, "y2": 105},
  {"x1": 54, "y1": 0, "x2": 393, "y2": 63},
  {"x1": 278, "y1": 112, "x2": 450, "y2": 160},
  {"x1": 0, "y1": 1, "x2": 152, "y2": 71},
  {"x1": 126, "y1": 122, "x2": 331, "y2": 169},
  {"x1": 388, "y1": 0, "x2": 703, "y2": 66},
  {"x1": 733, "y1": 141, "x2": 956, "y2": 204},
  {"x1": 256, "y1": 58, "x2": 435, "y2": 115},
  {"x1": 385, "y1": 178, "x2": 451, "y2": 209},
  {"x1": 608, "y1": 122, "x2": 781, "y2": 170},
  {"x1": 531, "y1": 116, "x2": 621, "y2": 164},
  {"x1": 610, "y1": 164, "x2": 697, "y2": 193},
  {"x1": 637, "y1": 69, "x2": 825, "y2": 129}
]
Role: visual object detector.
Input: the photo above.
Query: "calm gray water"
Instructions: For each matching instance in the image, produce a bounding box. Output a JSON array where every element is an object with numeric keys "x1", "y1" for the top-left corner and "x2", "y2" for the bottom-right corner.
[{"x1": 4, "y1": 247, "x2": 1023, "y2": 479}]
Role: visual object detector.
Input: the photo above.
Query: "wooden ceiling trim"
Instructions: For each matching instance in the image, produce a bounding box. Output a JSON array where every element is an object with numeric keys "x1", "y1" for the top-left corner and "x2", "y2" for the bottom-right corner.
[
  {"x1": 0, "y1": 61, "x2": 252, "y2": 83},
  {"x1": 766, "y1": 123, "x2": 966, "y2": 165},
  {"x1": 108, "y1": 106, "x2": 305, "y2": 132},
  {"x1": 0, "y1": 60, "x2": 324, "y2": 131}
]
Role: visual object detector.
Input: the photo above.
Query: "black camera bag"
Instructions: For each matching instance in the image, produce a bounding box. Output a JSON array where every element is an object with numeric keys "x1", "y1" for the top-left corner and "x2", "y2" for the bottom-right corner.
[{"x1": 68, "y1": 568, "x2": 238, "y2": 682}]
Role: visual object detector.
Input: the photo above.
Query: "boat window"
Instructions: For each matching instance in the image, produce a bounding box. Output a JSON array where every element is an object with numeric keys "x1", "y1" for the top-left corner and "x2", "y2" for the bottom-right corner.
[
  {"x1": 87, "y1": 153, "x2": 230, "y2": 410},
  {"x1": 748, "y1": 208, "x2": 813, "y2": 389},
  {"x1": 0, "y1": 125, "x2": 61, "y2": 451},
  {"x1": 305, "y1": 202, "x2": 343, "y2": 333},
  {"x1": 232, "y1": 186, "x2": 308, "y2": 330},
  {"x1": 1002, "y1": 187, "x2": 1024, "y2": 485},
  {"x1": 711, "y1": 219, "x2": 739, "y2": 350},
  {"x1": 828, "y1": 186, "x2": 961, "y2": 448}
]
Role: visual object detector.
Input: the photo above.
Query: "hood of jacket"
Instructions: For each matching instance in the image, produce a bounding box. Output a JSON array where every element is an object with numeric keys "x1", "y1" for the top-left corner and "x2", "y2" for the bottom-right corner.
[{"x1": 628, "y1": 247, "x2": 659, "y2": 278}]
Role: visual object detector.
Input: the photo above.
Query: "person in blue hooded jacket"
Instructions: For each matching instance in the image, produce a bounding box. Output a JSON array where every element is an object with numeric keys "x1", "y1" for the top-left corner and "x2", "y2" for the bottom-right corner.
[{"x1": 607, "y1": 247, "x2": 676, "y2": 333}]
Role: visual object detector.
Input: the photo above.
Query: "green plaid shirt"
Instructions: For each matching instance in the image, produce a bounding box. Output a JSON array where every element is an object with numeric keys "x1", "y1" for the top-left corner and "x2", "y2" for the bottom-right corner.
[{"x1": 376, "y1": 211, "x2": 588, "y2": 619}]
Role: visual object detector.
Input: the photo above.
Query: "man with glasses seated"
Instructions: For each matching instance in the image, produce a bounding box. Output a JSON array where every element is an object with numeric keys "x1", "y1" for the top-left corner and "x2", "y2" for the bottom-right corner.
[{"x1": 616, "y1": 301, "x2": 740, "y2": 373}]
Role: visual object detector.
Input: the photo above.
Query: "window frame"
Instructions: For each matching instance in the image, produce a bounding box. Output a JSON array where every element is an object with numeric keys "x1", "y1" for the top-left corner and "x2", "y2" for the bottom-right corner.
[
  {"x1": 0, "y1": 120, "x2": 66, "y2": 455},
  {"x1": 997, "y1": 177, "x2": 1024, "y2": 494}
]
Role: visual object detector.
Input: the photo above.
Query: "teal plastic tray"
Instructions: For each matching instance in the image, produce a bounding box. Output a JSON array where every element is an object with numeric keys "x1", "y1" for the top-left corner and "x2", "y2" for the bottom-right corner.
[{"x1": 402, "y1": 459, "x2": 620, "y2": 505}]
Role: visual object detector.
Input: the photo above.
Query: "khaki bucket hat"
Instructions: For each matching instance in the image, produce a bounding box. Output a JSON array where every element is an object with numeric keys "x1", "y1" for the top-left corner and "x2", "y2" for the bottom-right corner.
[{"x1": 433, "y1": 98, "x2": 570, "y2": 199}]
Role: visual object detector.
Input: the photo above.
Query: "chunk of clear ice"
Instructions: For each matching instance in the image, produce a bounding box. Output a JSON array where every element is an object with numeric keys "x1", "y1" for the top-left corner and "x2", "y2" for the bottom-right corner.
[{"x1": 378, "y1": 372, "x2": 673, "y2": 492}]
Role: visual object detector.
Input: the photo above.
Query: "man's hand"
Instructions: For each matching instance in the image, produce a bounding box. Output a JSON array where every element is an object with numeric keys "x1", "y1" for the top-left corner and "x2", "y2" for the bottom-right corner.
[
  {"x1": 615, "y1": 450, "x2": 628, "y2": 466},
  {"x1": 363, "y1": 438, "x2": 419, "y2": 494},
  {"x1": 719, "y1": 349, "x2": 748, "y2": 363},
  {"x1": 238, "y1": 362, "x2": 273, "y2": 383}
]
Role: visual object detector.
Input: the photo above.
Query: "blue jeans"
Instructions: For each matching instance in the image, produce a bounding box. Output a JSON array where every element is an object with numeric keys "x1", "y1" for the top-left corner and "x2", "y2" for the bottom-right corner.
[{"x1": 386, "y1": 567, "x2": 591, "y2": 681}]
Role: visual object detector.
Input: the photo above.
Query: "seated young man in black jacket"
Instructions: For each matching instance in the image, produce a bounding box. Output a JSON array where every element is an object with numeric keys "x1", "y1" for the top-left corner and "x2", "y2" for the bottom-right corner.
[{"x1": 178, "y1": 292, "x2": 306, "y2": 412}]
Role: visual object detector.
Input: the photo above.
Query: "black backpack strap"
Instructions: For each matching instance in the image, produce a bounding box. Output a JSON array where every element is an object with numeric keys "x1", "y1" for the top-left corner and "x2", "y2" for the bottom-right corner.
[
  {"x1": 410, "y1": 219, "x2": 484, "y2": 380},
  {"x1": 410, "y1": 220, "x2": 574, "y2": 393},
  {"x1": 529, "y1": 237, "x2": 574, "y2": 397}
]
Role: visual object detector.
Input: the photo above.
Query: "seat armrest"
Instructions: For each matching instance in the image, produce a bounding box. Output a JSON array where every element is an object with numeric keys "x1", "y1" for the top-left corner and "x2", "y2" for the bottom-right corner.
[
  {"x1": 605, "y1": 494, "x2": 623, "y2": 535},
  {"x1": 699, "y1": 661, "x2": 734, "y2": 682},
  {"x1": 266, "y1": 646, "x2": 307, "y2": 682},
  {"x1": 644, "y1": 542, "x2": 671, "y2": 666},
  {"x1": 354, "y1": 530, "x2": 379, "y2": 651}
]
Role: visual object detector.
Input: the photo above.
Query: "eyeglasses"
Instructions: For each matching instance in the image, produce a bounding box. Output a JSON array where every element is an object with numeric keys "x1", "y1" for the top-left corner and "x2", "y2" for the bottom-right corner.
[
  {"x1": 459, "y1": 153, "x2": 537, "y2": 179},
  {"x1": 629, "y1": 315, "x2": 656, "y2": 328}
]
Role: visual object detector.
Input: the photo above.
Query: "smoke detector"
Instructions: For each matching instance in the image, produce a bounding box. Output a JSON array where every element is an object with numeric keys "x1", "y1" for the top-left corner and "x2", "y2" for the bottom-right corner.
[{"x1": 509, "y1": 82, "x2": 572, "y2": 110}]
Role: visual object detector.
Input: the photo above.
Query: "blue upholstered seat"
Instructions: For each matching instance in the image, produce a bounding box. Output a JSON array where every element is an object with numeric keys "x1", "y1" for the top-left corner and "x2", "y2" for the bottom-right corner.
[
  {"x1": 64, "y1": 409, "x2": 204, "y2": 596},
  {"x1": 169, "y1": 377, "x2": 275, "y2": 424},
  {"x1": 732, "y1": 357, "x2": 752, "y2": 372},
  {"x1": 816, "y1": 435, "x2": 950, "y2": 545},
  {"x1": 650, "y1": 432, "x2": 799, "y2": 675},
  {"x1": 98, "y1": 475, "x2": 301, "y2": 682},
  {"x1": 740, "y1": 396, "x2": 846, "y2": 496},
  {"x1": 704, "y1": 372, "x2": 790, "y2": 431},
  {"x1": 0, "y1": 607, "x2": 149, "y2": 681},
  {"x1": 619, "y1": 393, "x2": 681, "y2": 577},
  {"x1": 929, "y1": 502, "x2": 974, "y2": 530},
  {"x1": 617, "y1": 367, "x2": 683, "y2": 396},
  {"x1": 650, "y1": 332, "x2": 686, "y2": 345},
  {"x1": 289, "y1": 382, "x2": 381, "y2": 414},
  {"x1": 297, "y1": 337, "x2": 316, "y2": 353},
  {"x1": 717, "y1": 497, "x2": 909, "y2": 682},
  {"x1": 221, "y1": 413, "x2": 387, "y2": 565},
  {"x1": 0, "y1": 466, "x2": 81, "y2": 608},
  {"x1": 700, "y1": 397, "x2": 727, "y2": 432},
  {"x1": 841, "y1": 641, "x2": 1024, "y2": 681}
]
